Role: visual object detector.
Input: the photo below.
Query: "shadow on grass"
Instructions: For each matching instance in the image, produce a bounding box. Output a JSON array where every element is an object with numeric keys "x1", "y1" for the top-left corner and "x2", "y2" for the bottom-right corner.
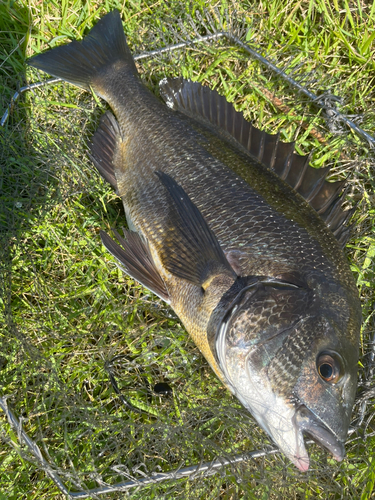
[{"x1": 0, "y1": 4, "x2": 53, "y2": 345}]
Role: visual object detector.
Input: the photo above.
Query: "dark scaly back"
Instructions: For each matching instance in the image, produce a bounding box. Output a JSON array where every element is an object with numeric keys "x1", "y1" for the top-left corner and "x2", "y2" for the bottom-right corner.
[
  {"x1": 113, "y1": 93, "x2": 360, "y2": 346},
  {"x1": 29, "y1": 12, "x2": 352, "y2": 280},
  {"x1": 159, "y1": 78, "x2": 354, "y2": 247},
  {"x1": 28, "y1": 11, "x2": 361, "y2": 347}
]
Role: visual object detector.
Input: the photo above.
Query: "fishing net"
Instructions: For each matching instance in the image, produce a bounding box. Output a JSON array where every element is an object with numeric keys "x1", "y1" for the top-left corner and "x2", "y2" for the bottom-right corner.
[{"x1": 1, "y1": 2, "x2": 375, "y2": 498}]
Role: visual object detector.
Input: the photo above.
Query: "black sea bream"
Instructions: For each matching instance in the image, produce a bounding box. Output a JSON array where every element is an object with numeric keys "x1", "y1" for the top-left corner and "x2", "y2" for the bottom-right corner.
[{"x1": 29, "y1": 10, "x2": 361, "y2": 471}]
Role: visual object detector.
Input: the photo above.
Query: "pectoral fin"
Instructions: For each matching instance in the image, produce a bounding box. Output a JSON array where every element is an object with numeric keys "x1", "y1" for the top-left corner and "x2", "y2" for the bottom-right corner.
[{"x1": 155, "y1": 171, "x2": 236, "y2": 288}]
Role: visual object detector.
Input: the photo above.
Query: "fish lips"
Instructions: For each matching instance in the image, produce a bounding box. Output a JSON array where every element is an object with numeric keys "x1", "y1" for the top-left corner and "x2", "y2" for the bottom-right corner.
[{"x1": 294, "y1": 404, "x2": 346, "y2": 463}]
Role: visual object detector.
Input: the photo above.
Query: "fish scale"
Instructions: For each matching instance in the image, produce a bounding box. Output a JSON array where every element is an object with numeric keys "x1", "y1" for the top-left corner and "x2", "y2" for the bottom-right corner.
[
  {"x1": 120, "y1": 122, "x2": 329, "y2": 278},
  {"x1": 28, "y1": 10, "x2": 361, "y2": 472}
]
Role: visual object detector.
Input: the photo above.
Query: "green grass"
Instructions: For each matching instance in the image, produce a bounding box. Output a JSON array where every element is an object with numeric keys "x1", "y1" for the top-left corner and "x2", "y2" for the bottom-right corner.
[{"x1": 1, "y1": 0, "x2": 374, "y2": 498}]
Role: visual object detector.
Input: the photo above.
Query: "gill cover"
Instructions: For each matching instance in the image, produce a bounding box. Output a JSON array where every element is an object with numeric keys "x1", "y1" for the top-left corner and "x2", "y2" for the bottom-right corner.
[{"x1": 212, "y1": 279, "x2": 356, "y2": 471}]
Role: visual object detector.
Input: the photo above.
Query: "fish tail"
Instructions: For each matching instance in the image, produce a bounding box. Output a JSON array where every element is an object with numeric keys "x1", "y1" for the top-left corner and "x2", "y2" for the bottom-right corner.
[{"x1": 28, "y1": 10, "x2": 137, "y2": 95}]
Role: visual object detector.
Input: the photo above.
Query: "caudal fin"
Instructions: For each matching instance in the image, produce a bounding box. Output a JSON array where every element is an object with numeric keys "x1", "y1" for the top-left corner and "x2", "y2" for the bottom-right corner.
[{"x1": 28, "y1": 10, "x2": 136, "y2": 94}]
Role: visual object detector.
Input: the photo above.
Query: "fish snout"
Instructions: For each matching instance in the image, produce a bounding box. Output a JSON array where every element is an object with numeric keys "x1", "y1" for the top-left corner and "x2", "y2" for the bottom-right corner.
[{"x1": 294, "y1": 404, "x2": 346, "y2": 463}]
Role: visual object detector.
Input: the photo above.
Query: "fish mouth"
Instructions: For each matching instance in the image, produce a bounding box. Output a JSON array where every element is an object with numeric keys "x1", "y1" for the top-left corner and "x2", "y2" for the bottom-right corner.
[{"x1": 294, "y1": 404, "x2": 346, "y2": 465}]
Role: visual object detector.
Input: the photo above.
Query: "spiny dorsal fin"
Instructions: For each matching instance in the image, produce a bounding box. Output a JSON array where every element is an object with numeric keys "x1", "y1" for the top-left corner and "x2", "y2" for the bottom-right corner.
[
  {"x1": 89, "y1": 111, "x2": 120, "y2": 191},
  {"x1": 155, "y1": 171, "x2": 236, "y2": 287},
  {"x1": 100, "y1": 229, "x2": 170, "y2": 302},
  {"x1": 159, "y1": 78, "x2": 353, "y2": 247}
]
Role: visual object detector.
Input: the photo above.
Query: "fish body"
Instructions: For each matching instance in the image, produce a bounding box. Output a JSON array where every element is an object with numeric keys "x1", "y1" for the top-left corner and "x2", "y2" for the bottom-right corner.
[{"x1": 29, "y1": 10, "x2": 361, "y2": 471}]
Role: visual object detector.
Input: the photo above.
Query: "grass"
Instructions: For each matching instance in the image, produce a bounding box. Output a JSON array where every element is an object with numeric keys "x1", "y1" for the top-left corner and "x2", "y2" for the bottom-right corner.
[{"x1": 0, "y1": 0, "x2": 374, "y2": 498}]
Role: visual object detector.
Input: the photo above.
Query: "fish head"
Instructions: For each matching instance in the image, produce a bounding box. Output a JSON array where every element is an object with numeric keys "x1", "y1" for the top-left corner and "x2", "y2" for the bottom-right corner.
[{"x1": 213, "y1": 278, "x2": 360, "y2": 471}]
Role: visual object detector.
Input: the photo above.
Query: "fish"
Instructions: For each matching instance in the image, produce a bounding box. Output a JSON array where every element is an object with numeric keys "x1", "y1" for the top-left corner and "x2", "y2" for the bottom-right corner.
[{"x1": 28, "y1": 10, "x2": 361, "y2": 472}]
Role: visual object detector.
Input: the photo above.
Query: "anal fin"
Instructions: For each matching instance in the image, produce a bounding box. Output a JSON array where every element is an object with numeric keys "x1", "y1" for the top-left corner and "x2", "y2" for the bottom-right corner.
[
  {"x1": 100, "y1": 229, "x2": 170, "y2": 302},
  {"x1": 89, "y1": 111, "x2": 121, "y2": 191}
]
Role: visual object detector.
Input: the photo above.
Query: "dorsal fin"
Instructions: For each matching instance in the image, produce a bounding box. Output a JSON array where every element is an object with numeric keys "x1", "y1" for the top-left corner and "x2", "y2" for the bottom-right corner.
[{"x1": 159, "y1": 78, "x2": 353, "y2": 247}]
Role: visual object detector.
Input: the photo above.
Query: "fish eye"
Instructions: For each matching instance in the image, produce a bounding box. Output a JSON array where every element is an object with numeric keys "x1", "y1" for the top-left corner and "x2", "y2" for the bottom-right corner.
[{"x1": 316, "y1": 352, "x2": 343, "y2": 384}]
